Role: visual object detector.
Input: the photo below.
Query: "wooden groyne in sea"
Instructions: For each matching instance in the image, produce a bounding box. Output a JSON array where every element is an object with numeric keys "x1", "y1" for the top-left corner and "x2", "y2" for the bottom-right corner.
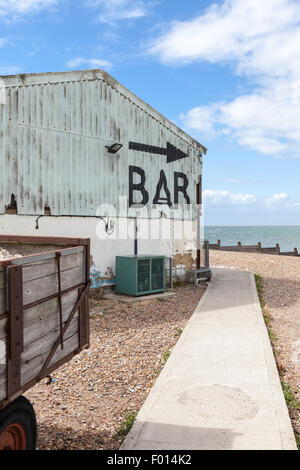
[{"x1": 208, "y1": 240, "x2": 299, "y2": 257}]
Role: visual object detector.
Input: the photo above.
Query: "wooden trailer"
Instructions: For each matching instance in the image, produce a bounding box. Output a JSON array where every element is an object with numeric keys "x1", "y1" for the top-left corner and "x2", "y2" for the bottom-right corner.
[{"x1": 0, "y1": 236, "x2": 90, "y2": 450}]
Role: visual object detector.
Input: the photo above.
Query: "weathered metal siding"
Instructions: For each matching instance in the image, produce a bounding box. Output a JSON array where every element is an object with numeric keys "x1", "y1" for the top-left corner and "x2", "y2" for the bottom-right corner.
[{"x1": 0, "y1": 70, "x2": 205, "y2": 219}]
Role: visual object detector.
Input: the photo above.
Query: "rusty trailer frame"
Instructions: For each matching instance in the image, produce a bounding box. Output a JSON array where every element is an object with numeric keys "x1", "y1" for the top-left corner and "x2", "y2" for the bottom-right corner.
[{"x1": 0, "y1": 235, "x2": 91, "y2": 410}]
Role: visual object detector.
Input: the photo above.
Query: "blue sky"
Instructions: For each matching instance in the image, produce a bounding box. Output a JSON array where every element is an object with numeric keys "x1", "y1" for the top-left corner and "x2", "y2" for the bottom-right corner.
[{"x1": 1, "y1": 0, "x2": 300, "y2": 225}]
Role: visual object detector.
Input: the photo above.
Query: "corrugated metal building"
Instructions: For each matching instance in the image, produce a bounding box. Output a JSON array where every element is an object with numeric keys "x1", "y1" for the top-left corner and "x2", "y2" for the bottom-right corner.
[{"x1": 0, "y1": 69, "x2": 207, "y2": 287}]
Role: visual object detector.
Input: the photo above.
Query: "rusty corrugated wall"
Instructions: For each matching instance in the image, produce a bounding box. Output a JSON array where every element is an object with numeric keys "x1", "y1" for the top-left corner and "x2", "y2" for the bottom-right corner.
[{"x1": 0, "y1": 70, "x2": 206, "y2": 219}]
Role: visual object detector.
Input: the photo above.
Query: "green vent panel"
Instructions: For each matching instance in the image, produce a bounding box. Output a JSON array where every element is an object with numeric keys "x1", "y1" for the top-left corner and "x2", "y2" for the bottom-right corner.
[
  {"x1": 116, "y1": 255, "x2": 165, "y2": 296},
  {"x1": 151, "y1": 258, "x2": 164, "y2": 290},
  {"x1": 137, "y1": 259, "x2": 151, "y2": 292}
]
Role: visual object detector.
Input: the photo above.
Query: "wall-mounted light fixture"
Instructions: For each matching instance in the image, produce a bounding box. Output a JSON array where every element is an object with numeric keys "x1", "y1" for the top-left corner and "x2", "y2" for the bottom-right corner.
[{"x1": 105, "y1": 143, "x2": 123, "y2": 154}]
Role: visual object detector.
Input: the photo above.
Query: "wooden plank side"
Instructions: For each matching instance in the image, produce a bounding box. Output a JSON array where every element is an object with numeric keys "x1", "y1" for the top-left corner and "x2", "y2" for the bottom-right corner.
[
  {"x1": 0, "y1": 243, "x2": 74, "y2": 258},
  {"x1": 7, "y1": 266, "x2": 23, "y2": 398},
  {"x1": 0, "y1": 243, "x2": 53, "y2": 257},
  {"x1": 0, "y1": 317, "x2": 7, "y2": 341},
  {"x1": 0, "y1": 290, "x2": 5, "y2": 316},
  {"x1": 78, "y1": 287, "x2": 89, "y2": 349},
  {"x1": 0, "y1": 330, "x2": 6, "y2": 401},
  {"x1": 0, "y1": 375, "x2": 6, "y2": 402},
  {"x1": 23, "y1": 290, "x2": 78, "y2": 343},
  {"x1": 21, "y1": 250, "x2": 84, "y2": 284},
  {"x1": 0, "y1": 269, "x2": 5, "y2": 290},
  {"x1": 22, "y1": 314, "x2": 78, "y2": 364},
  {"x1": 0, "y1": 236, "x2": 89, "y2": 246},
  {"x1": 0, "y1": 241, "x2": 89, "y2": 402},
  {"x1": 23, "y1": 307, "x2": 78, "y2": 353},
  {"x1": 49, "y1": 333, "x2": 80, "y2": 368},
  {"x1": 0, "y1": 338, "x2": 6, "y2": 385},
  {"x1": 0, "y1": 272, "x2": 7, "y2": 401},
  {"x1": 0, "y1": 249, "x2": 83, "y2": 288},
  {"x1": 0, "y1": 365, "x2": 6, "y2": 381},
  {"x1": 0, "y1": 252, "x2": 85, "y2": 314},
  {"x1": 21, "y1": 327, "x2": 79, "y2": 386},
  {"x1": 23, "y1": 265, "x2": 84, "y2": 306},
  {"x1": 0, "y1": 269, "x2": 6, "y2": 316}
]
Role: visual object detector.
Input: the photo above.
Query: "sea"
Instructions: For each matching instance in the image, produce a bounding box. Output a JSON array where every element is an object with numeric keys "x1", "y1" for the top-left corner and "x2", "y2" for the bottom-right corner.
[{"x1": 204, "y1": 226, "x2": 300, "y2": 253}]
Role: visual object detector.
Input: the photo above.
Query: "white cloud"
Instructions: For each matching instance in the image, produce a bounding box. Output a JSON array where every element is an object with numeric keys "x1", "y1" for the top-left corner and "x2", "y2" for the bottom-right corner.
[
  {"x1": 203, "y1": 190, "x2": 229, "y2": 204},
  {"x1": 204, "y1": 189, "x2": 256, "y2": 206},
  {"x1": 0, "y1": 0, "x2": 57, "y2": 19},
  {"x1": 149, "y1": 0, "x2": 300, "y2": 73},
  {"x1": 266, "y1": 193, "x2": 289, "y2": 206},
  {"x1": 0, "y1": 37, "x2": 9, "y2": 47},
  {"x1": 204, "y1": 189, "x2": 300, "y2": 211},
  {"x1": 179, "y1": 105, "x2": 219, "y2": 138},
  {"x1": 149, "y1": 0, "x2": 300, "y2": 158},
  {"x1": 263, "y1": 192, "x2": 300, "y2": 210},
  {"x1": 230, "y1": 193, "x2": 257, "y2": 205},
  {"x1": 66, "y1": 57, "x2": 112, "y2": 70},
  {"x1": 85, "y1": 0, "x2": 149, "y2": 23},
  {"x1": 182, "y1": 78, "x2": 300, "y2": 155}
]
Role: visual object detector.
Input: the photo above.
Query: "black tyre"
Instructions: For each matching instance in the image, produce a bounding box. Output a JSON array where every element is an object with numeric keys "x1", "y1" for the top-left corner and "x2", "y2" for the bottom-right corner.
[{"x1": 0, "y1": 396, "x2": 37, "y2": 450}]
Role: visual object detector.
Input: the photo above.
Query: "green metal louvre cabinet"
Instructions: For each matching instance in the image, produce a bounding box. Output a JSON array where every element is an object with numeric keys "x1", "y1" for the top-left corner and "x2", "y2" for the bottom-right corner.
[{"x1": 116, "y1": 255, "x2": 165, "y2": 296}]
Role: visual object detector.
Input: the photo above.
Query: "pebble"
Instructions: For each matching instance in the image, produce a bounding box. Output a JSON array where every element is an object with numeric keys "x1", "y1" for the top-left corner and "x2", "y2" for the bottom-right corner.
[
  {"x1": 211, "y1": 250, "x2": 300, "y2": 438},
  {"x1": 25, "y1": 284, "x2": 206, "y2": 450}
]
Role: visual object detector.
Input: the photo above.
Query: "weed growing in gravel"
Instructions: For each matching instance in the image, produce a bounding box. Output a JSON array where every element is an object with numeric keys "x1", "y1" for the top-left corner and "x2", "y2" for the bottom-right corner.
[
  {"x1": 254, "y1": 274, "x2": 265, "y2": 308},
  {"x1": 152, "y1": 367, "x2": 161, "y2": 376},
  {"x1": 281, "y1": 382, "x2": 300, "y2": 410},
  {"x1": 254, "y1": 274, "x2": 277, "y2": 342},
  {"x1": 162, "y1": 349, "x2": 171, "y2": 364},
  {"x1": 118, "y1": 411, "x2": 138, "y2": 439},
  {"x1": 175, "y1": 328, "x2": 183, "y2": 337},
  {"x1": 255, "y1": 274, "x2": 300, "y2": 449},
  {"x1": 151, "y1": 349, "x2": 172, "y2": 378},
  {"x1": 281, "y1": 382, "x2": 300, "y2": 450}
]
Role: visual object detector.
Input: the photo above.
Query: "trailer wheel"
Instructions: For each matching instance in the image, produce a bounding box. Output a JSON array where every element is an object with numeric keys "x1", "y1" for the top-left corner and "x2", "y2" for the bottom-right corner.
[{"x1": 0, "y1": 396, "x2": 37, "y2": 450}]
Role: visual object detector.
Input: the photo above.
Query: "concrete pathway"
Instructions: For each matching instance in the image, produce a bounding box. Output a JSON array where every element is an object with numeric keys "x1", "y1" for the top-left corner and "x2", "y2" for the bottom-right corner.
[{"x1": 121, "y1": 268, "x2": 297, "y2": 450}]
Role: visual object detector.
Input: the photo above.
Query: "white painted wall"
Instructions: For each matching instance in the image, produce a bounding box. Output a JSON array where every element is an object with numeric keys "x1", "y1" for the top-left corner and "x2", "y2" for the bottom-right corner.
[{"x1": 0, "y1": 215, "x2": 198, "y2": 286}]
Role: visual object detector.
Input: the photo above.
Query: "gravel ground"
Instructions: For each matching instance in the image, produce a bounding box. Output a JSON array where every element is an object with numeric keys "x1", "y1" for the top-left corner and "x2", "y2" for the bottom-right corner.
[
  {"x1": 25, "y1": 284, "x2": 206, "y2": 450},
  {"x1": 210, "y1": 250, "x2": 300, "y2": 439}
]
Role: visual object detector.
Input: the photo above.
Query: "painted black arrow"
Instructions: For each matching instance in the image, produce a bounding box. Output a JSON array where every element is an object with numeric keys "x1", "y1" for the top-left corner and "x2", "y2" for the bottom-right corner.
[{"x1": 129, "y1": 141, "x2": 188, "y2": 163}]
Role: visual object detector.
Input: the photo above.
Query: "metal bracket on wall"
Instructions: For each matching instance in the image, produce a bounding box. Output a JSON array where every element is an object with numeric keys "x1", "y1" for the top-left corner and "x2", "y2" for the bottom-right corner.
[{"x1": 34, "y1": 214, "x2": 115, "y2": 235}]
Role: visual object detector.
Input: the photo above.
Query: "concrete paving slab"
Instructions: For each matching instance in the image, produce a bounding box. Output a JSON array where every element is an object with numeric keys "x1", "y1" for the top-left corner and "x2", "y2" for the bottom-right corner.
[{"x1": 121, "y1": 268, "x2": 297, "y2": 450}]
